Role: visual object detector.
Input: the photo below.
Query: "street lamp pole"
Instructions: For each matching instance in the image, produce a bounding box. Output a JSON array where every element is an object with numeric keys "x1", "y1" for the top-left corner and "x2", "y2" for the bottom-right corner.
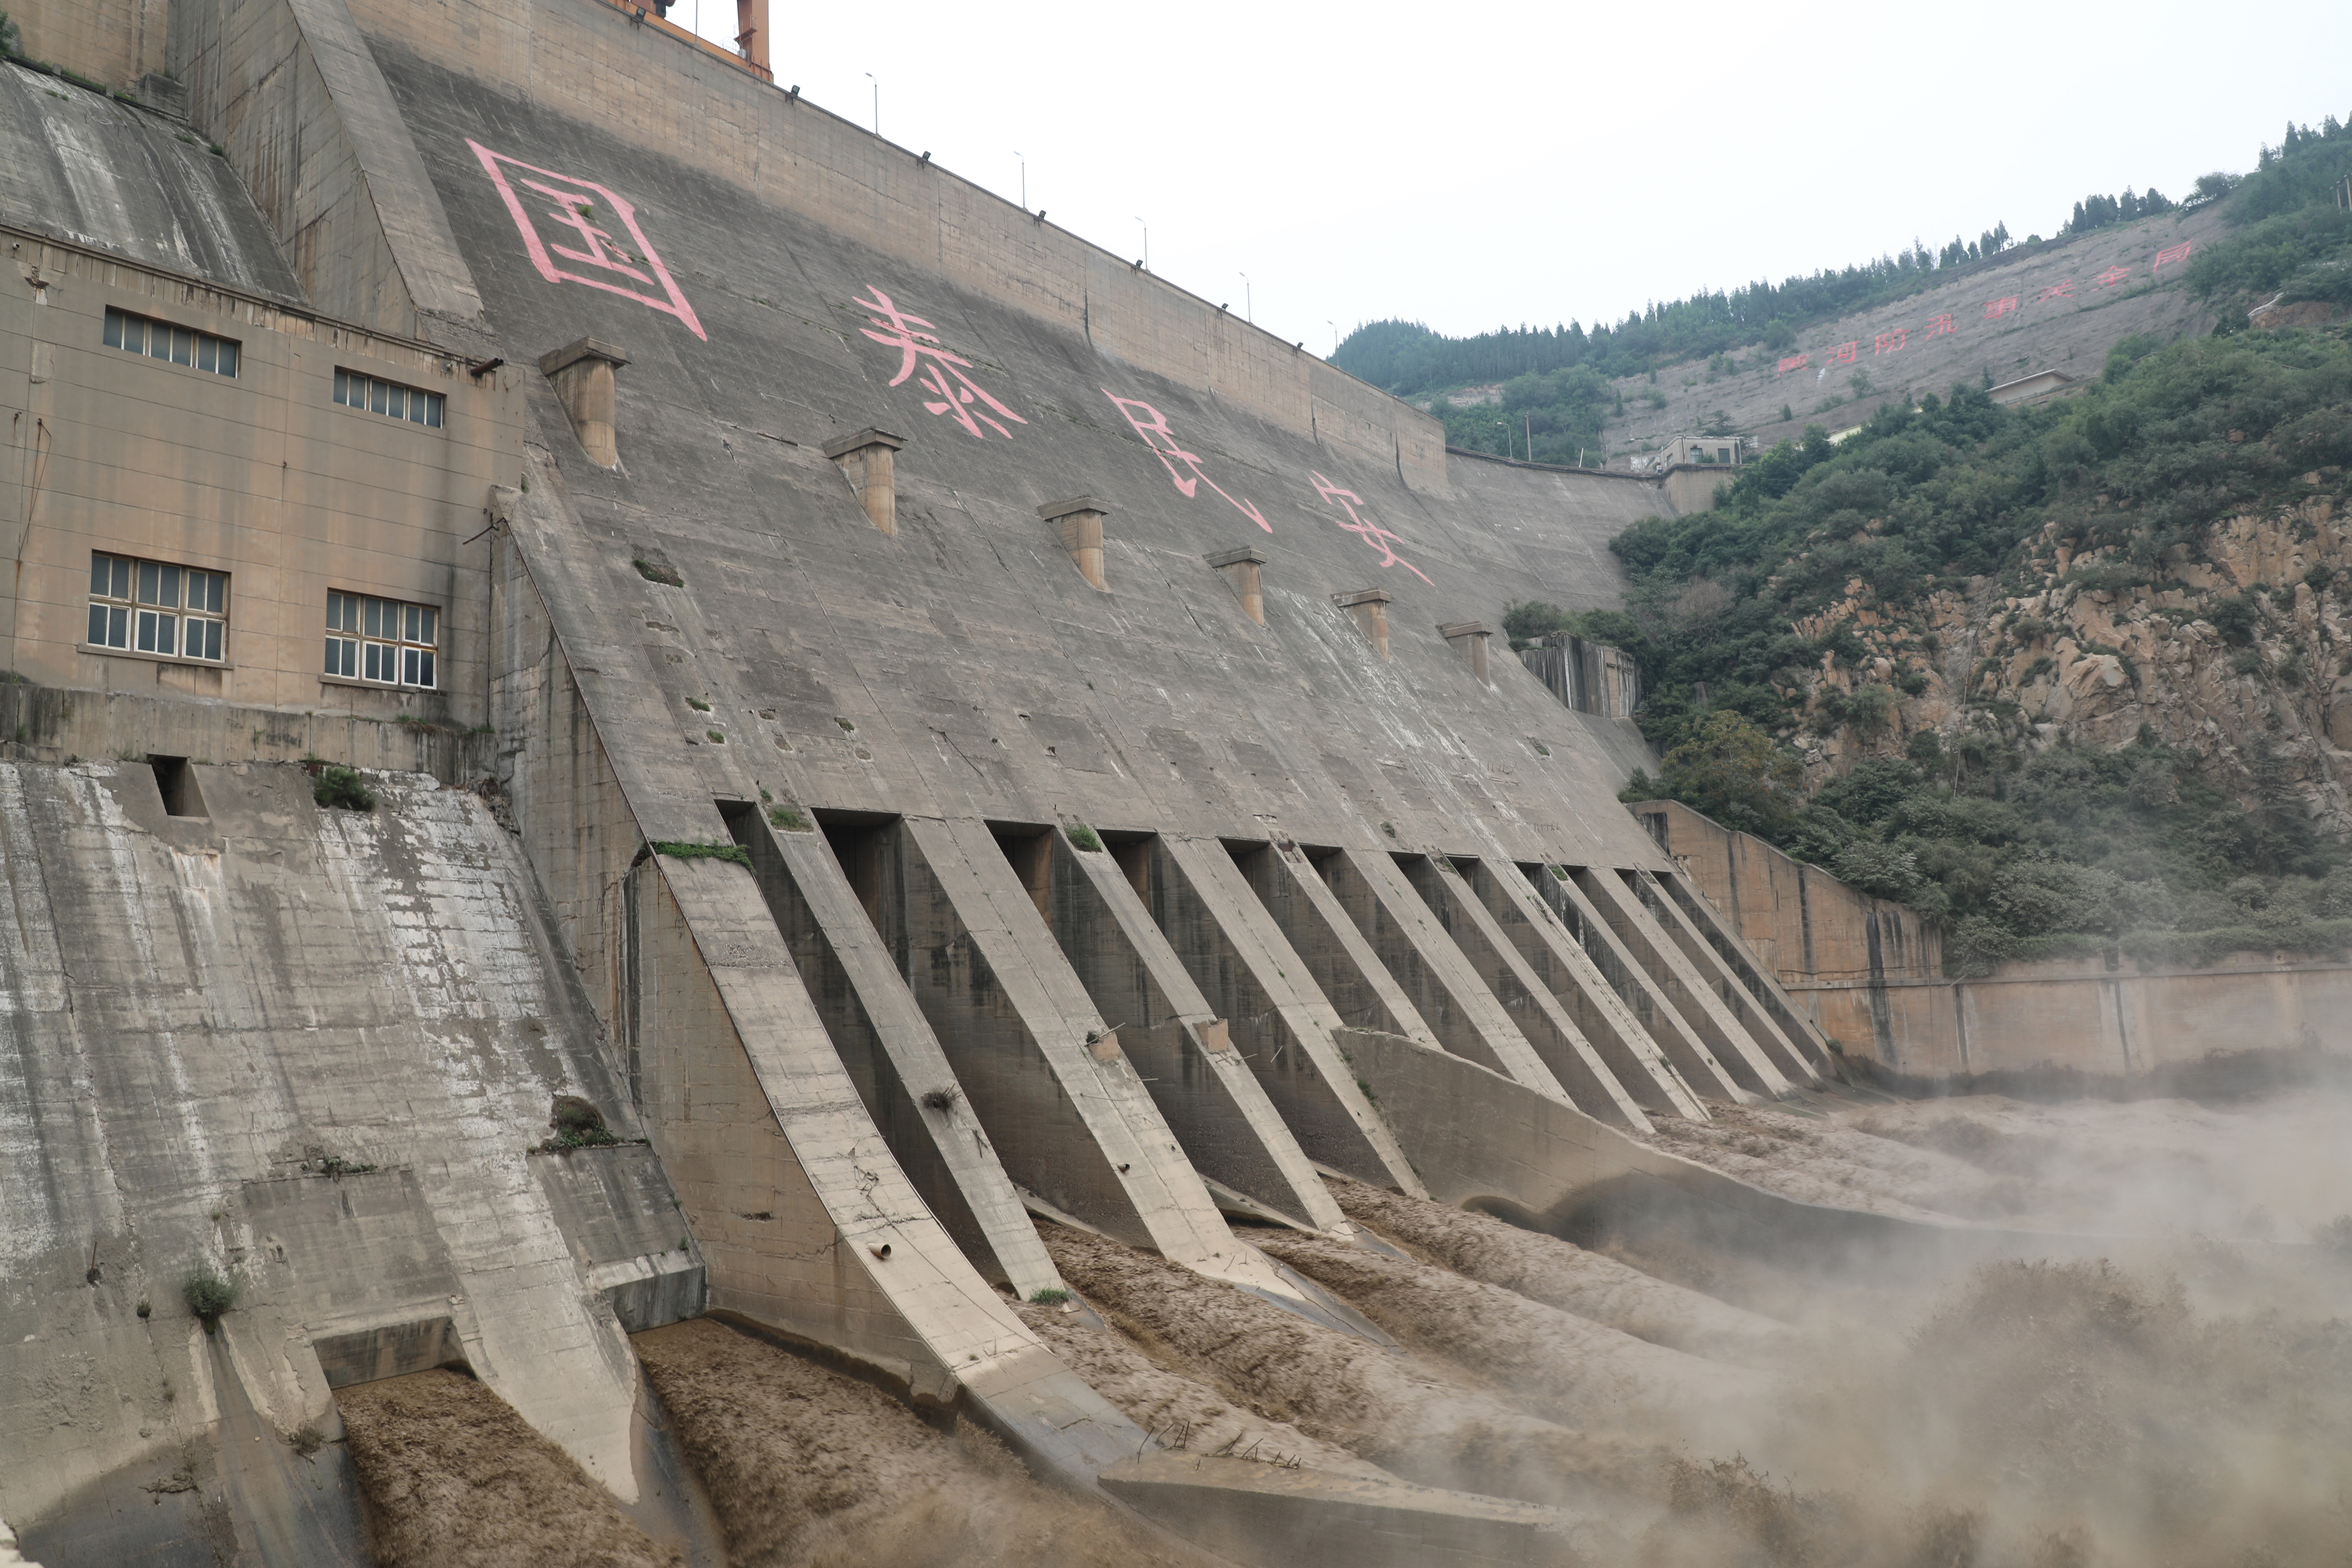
[
  {"x1": 864, "y1": 72, "x2": 877, "y2": 135},
  {"x1": 1239, "y1": 272, "x2": 1250, "y2": 323},
  {"x1": 1015, "y1": 151, "x2": 1025, "y2": 210},
  {"x1": 1135, "y1": 218, "x2": 1148, "y2": 271}
]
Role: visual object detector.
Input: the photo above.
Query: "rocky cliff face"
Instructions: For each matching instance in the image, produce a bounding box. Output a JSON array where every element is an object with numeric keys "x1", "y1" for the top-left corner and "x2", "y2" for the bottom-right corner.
[{"x1": 1784, "y1": 469, "x2": 2352, "y2": 826}]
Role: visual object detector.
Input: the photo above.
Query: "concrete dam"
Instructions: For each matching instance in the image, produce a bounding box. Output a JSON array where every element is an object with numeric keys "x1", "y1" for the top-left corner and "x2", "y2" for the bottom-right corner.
[{"x1": 4, "y1": 4, "x2": 2347, "y2": 1566}]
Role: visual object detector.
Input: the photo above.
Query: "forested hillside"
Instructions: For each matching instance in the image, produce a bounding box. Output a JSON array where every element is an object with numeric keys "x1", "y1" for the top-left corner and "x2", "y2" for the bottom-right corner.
[
  {"x1": 1346, "y1": 126, "x2": 2350, "y2": 467},
  {"x1": 1512, "y1": 119, "x2": 2352, "y2": 975}
]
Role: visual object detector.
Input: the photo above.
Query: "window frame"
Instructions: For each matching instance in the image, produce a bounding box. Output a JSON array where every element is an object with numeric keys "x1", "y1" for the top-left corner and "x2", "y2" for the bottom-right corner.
[
  {"x1": 103, "y1": 307, "x2": 240, "y2": 379},
  {"x1": 332, "y1": 368, "x2": 446, "y2": 430},
  {"x1": 86, "y1": 550, "x2": 230, "y2": 664},
  {"x1": 324, "y1": 589, "x2": 440, "y2": 691}
]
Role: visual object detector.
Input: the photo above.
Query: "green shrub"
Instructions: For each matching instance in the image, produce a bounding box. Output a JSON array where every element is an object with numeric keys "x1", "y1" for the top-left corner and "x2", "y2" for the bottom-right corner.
[
  {"x1": 767, "y1": 803, "x2": 811, "y2": 832},
  {"x1": 1028, "y1": 1287, "x2": 1073, "y2": 1305},
  {"x1": 1065, "y1": 823, "x2": 1103, "y2": 852},
  {"x1": 183, "y1": 1266, "x2": 238, "y2": 1330},
  {"x1": 633, "y1": 558, "x2": 683, "y2": 587},
  {"x1": 651, "y1": 840, "x2": 751, "y2": 868},
  {"x1": 313, "y1": 765, "x2": 375, "y2": 811}
]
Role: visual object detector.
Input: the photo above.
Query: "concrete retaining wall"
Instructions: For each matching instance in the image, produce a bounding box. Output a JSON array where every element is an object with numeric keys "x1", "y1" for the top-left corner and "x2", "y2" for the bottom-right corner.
[{"x1": 1636, "y1": 796, "x2": 2352, "y2": 1078}]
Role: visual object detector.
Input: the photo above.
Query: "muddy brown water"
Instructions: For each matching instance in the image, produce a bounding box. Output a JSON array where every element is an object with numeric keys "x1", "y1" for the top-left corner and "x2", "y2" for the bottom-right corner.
[
  {"x1": 335, "y1": 1088, "x2": 2350, "y2": 1567},
  {"x1": 337, "y1": 1368, "x2": 678, "y2": 1568},
  {"x1": 633, "y1": 1318, "x2": 1196, "y2": 1568}
]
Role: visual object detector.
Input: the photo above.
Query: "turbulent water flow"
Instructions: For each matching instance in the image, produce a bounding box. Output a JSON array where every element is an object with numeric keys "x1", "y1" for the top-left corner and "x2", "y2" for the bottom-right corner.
[
  {"x1": 632, "y1": 1319, "x2": 1192, "y2": 1568},
  {"x1": 1031, "y1": 1088, "x2": 2351, "y2": 1566},
  {"x1": 337, "y1": 1370, "x2": 677, "y2": 1568},
  {"x1": 360, "y1": 1086, "x2": 2342, "y2": 1568}
]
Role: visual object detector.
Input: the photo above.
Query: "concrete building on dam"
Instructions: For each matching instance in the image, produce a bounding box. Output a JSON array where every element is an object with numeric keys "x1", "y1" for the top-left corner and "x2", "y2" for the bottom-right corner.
[{"x1": 7, "y1": 2, "x2": 2309, "y2": 1564}]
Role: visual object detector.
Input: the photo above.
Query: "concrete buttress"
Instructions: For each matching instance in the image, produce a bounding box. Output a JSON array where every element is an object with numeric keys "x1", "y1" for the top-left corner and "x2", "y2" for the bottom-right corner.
[
  {"x1": 1147, "y1": 836, "x2": 1427, "y2": 1197},
  {"x1": 1462, "y1": 861, "x2": 1710, "y2": 1120},
  {"x1": 729, "y1": 810, "x2": 1063, "y2": 1297},
  {"x1": 1322, "y1": 847, "x2": 1573, "y2": 1100},
  {"x1": 1401, "y1": 856, "x2": 1657, "y2": 1130},
  {"x1": 1536, "y1": 867, "x2": 1759, "y2": 1104},
  {"x1": 1044, "y1": 832, "x2": 1344, "y2": 1231},
  {"x1": 1573, "y1": 868, "x2": 1794, "y2": 1098}
]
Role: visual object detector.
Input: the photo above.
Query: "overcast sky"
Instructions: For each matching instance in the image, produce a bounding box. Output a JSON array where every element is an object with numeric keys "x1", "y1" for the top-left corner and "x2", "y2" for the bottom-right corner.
[{"x1": 680, "y1": 0, "x2": 2352, "y2": 356}]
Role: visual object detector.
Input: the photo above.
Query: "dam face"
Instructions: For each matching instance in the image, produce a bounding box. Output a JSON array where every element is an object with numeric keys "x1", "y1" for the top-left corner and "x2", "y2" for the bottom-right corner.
[{"x1": 0, "y1": 2, "x2": 1839, "y2": 1560}]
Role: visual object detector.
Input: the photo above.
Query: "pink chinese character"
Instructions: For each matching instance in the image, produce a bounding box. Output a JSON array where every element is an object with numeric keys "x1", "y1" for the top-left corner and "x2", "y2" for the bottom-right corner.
[
  {"x1": 1832, "y1": 341, "x2": 1859, "y2": 364},
  {"x1": 2037, "y1": 280, "x2": 2075, "y2": 301},
  {"x1": 468, "y1": 140, "x2": 704, "y2": 340},
  {"x1": 853, "y1": 286, "x2": 1027, "y2": 440},
  {"x1": 1312, "y1": 472, "x2": 1432, "y2": 586},
  {"x1": 1984, "y1": 296, "x2": 2018, "y2": 319},
  {"x1": 1102, "y1": 391, "x2": 1269, "y2": 531},
  {"x1": 1875, "y1": 329, "x2": 1907, "y2": 355},
  {"x1": 1925, "y1": 313, "x2": 1955, "y2": 338},
  {"x1": 1776, "y1": 354, "x2": 1809, "y2": 375},
  {"x1": 2153, "y1": 242, "x2": 2193, "y2": 273},
  {"x1": 2095, "y1": 265, "x2": 2132, "y2": 288}
]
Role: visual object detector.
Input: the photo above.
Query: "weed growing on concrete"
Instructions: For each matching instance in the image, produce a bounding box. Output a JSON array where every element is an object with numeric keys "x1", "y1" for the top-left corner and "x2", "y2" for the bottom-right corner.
[
  {"x1": 767, "y1": 803, "x2": 812, "y2": 832},
  {"x1": 1531, "y1": 741, "x2": 1551, "y2": 756},
  {"x1": 1380, "y1": 821, "x2": 1396, "y2": 838},
  {"x1": 313, "y1": 1155, "x2": 378, "y2": 1179},
  {"x1": 651, "y1": 839, "x2": 752, "y2": 869},
  {"x1": 1065, "y1": 823, "x2": 1103, "y2": 852},
  {"x1": 313, "y1": 765, "x2": 376, "y2": 811},
  {"x1": 136, "y1": 1299, "x2": 150, "y2": 1319},
  {"x1": 919, "y1": 1086, "x2": 961, "y2": 1112},
  {"x1": 538, "y1": 1095, "x2": 618, "y2": 1155},
  {"x1": 182, "y1": 1265, "x2": 238, "y2": 1331},
  {"x1": 834, "y1": 716, "x2": 856, "y2": 732},
  {"x1": 758, "y1": 788, "x2": 772, "y2": 802},
  {"x1": 686, "y1": 696, "x2": 711, "y2": 712},
  {"x1": 286, "y1": 1422, "x2": 325, "y2": 1458},
  {"x1": 1028, "y1": 1287, "x2": 1072, "y2": 1305},
  {"x1": 706, "y1": 729, "x2": 726, "y2": 744},
  {"x1": 633, "y1": 557, "x2": 683, "y2": 587}
]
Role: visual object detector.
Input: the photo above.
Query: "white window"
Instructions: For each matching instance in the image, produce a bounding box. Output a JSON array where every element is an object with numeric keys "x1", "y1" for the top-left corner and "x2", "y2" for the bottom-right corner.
[
  {"x1": 104, "y1": 307, "x2": 240, "y2": 377},
  {"x1": 334, "y1": 368, "x2": 444, "y2": 429},
  {"x1": 325, "y1": 590, "x2": 438, "y2": 689},
  {"x1": 88, "y1": 552, "x2": 228, "y2": 661}
]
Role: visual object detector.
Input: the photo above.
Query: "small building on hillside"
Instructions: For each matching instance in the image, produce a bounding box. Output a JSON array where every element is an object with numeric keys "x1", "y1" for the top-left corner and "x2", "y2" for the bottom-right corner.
[
  {"x1": 1987, "y1": 369, "x2": 2081, "y2": 407},
  {"x1": 1643, "y1": 434, "x2": 1746, "y2": 470}
]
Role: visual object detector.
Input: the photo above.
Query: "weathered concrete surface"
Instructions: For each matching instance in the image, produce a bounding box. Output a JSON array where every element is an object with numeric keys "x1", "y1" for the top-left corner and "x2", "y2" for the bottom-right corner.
[
  {"x1": 7, "y1": 0, "x2": 171, "y2": 93},
  {"x1": 1100, "y1": 1449, "x2": 1591, "y2": 1568},
  {"x1": 1044, "y1": 829, "x2": 1343, "y2": 1231},
  {"x1": 1572, "y1": 867, "x2": 1793, "y2": 1099},
  {"x1": 1319, "y1": 847, "x2": 1569, "y2": 1097},
  {"x1": 0, "y1": 759, "x2": 690, "y2": 1548},
  {"x1": 1622, "y1": 867, "x2": 1821, "y2": 1085},
  {"x1": 0, "y1": 64, "x2": 301, "y2": 300},
  {"x1": 733, "y1": 810, "x2": 1062, "y2": 1298},
  {"x1": 1460, "y1": 859, "x2": 1707, "y2": 1120},
  {"x1": 1400, "y1": 854, "x2": 1653, "y2": 1129},
  {"x1": 1535, "y1": 866, "x2": 1756, "y2": 1104},
  {"x1": 362, "y1": 20, "x2": 1680, "y2": 877},
  {"x1": 1148, "y1": 835, "x2": 1426, "y2": 1196},
  {"x1": 171, "y1": 0, "x2": 490, "y2": 338}
]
